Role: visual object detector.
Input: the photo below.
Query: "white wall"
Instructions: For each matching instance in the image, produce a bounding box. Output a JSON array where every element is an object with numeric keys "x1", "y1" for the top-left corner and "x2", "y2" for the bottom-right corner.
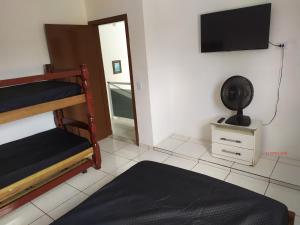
[
  {"x1": 0, "y1": 0, "x2": 87, "y2": 144},
  {"x1": 99, "y1": 21, "x2": 131, "y2": 84},
  {"x1": 2, "y1": 0, "x2": 299, "y2": 158},
  {"x1": 85, "y1": 0, "x2": 154, "y2": 145},
  {"x1": 143, "y1": 0, "x2": 300, "y2": 159}
]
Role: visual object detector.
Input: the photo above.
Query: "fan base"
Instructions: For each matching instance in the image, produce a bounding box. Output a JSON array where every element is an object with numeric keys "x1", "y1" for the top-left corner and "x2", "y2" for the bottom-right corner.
[{"x1": 225, "y1": 115, "x2": 251, "y2": 127}]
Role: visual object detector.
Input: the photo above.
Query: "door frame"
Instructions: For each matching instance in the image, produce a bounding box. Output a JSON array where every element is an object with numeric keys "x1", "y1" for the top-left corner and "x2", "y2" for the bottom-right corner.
[{"x1": 89, "y1": 14, "x2": 139, "y2": 146}]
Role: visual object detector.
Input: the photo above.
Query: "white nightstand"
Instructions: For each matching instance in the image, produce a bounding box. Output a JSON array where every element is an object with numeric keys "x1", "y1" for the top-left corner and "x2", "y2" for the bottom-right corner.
[{"x1": 211, "y1": 117, "x2": 262, "y2": 166}]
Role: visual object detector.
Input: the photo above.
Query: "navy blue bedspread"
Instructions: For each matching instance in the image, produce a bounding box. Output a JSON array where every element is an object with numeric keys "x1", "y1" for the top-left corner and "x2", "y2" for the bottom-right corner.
[
  {"x1": 51, "y1": 161, "x2": 288, "y2": 225},
  {"x1": 0, "y1": 128, "x2": 91, "y2": 188},
  {"x1": 0, "y1": 81, "x2": 81, "y2": 112}
]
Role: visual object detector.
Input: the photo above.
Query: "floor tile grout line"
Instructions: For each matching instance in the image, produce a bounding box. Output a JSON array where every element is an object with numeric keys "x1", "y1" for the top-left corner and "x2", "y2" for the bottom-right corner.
[
  {"x1": 31, "y1": 189, "x2": 84, "y2": 220},
  {"x1": 224, "y1": 171, "x2": 231, "y2": 181},
  {"x1": 172, "y1": 151, "x2": 198, "y2": 161},
  {"x1": 229, "y1": 167, "x2": 270, "y2": 181},
  {"x1": 99, "y1": 138, "x2": 132, "y2": 154},
  {"x1": 224, "y1": 164, "x2": 233, "y2": 181},
  {"x1": 155, "y1": 138, "x2": 188, "y2": 153},
  {"x1": 198, "y1": 159, "x2": 233, "y2": 172},
  {"x1": 156, "y1": 139, "x2": 236, "y2": 169},
  {"x1": 155, "y1": 142, "x2": 236, "y2": 173},
  {"x1": 229, "y1": 170, "x2": 269, "y2": 183},
  {"x1": 102, "y1": 150, "x2": 132, "y2": 161},
  {"x1": 29, "y1": 214, "x2": 54, "y2": 225},
  {"x1": 65, "y1": 182, "x2": 93, "y2": 196},
  {"x1": 198, "y1": 158, "x2": 232, "y2": 170},
  {"x1": 153, "y1": 146, "x2": 175, "y2": 156},
  {"x1": 161, "y1": 154, "x2": 173, "y2": 164},
  {"x1": 110, "y1": 134, "x2": 135, "y2": 145},
  {"x1": 172, "y1": 139, "x2": 189, "y2": 151},
  {"x1": 277, "y1": 160, "x2": 300, "y2": 168},
  {"x1": 277, "y1": 155, "x2": 300, "y2": 166},
  {"x1": 31, "y1": 201, "x2": 54, "y2": 221},
  {"x1": 264, "y1": 182, "x2": 271, "y2": 196},
  {"x1": 269, "y1": 156, "x2": 280, "y2": 180},
  {"x1": 267, "y1": 181, "x2": 300, "y2": 193},
  {"x1": 190, "y1": 161, "x2": 199, "y2": 171},
  {"x1": 45, "y1": 191, "x2": 88, "y2": 220}
]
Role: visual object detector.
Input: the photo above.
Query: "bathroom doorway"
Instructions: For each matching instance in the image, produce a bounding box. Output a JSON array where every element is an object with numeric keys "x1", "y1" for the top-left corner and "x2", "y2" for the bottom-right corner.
[{"x1": 89, "y1": 15, "x2": 139, "y2": 144}]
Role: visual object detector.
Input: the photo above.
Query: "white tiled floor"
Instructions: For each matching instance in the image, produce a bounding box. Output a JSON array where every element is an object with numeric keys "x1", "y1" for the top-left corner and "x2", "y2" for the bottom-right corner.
[
  {"x1": 111, "y1": 117, "x2": 135, "y2": 142},
  {"x1": 156, "y1": 137, "x2": 186, "y2": 151},
  {"x1": 231, "y1": 157, "x2": 277, "y2": 178},
  {"x1": 32, "y1": 183, "x2": 80, "y2": 213},
  {"x1": 133, "y1": 149, "x2": 170, "y2": 163},
  {"x1": 66, "y1": 167, "x2": 107, "y2": 191},
  {"x1": 48, "y1": 192, "x2": 89, "y2": 220},
  {"x1": 279, "y1": 157, "x2": 300, "y2": 167},
  {"x1": 200, "y1": 151, "x2": 234, "y2": 168},
  {"x1": 225, "y1": 172, "x2": 269, "y2": 194},
  {"x1": 2, "y1": 136, "x2": 300, "y2": 225},
  {"x1": 100, "y1": 151, "x2": 130, "y2": 173},
  {"x1": 99, "y1": 137, "x2": 130, "y2": 153},
  {"x1": 271, "y1": 162, "x2": 300, "y2": 187},
  {"x1": 266, "y1": 183, "x2": 300, "y2": 215},
  {"x1": 114, "y1": 144, "x2": 148, "y2": 160},
  {"x1": 112, "y1": 160, "x2": 138, "y2": 177},
  {"x1": 192, "y1": 161, "x2": 230, "y2": 180},
  {"x1": 173, "y1": 141, "x2": 207, "y2": 159},
  {"x1": 163, "y1": 155, "x2": 197, "y2": 170},
  {"x1": 83, "y1": 175, "x2": 115, "y2": 196},
  {"x1": 31, "y1": 215, "x2": 54, "y2": 225},
  {"x1": 0, "y1": 203, "x2": 44, "y2": 225}
]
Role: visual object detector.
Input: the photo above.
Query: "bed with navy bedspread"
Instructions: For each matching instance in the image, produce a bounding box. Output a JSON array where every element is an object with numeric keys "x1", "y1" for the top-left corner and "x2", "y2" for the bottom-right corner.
[
  {"x1": 0, "y1": 128, "x2": 91, "y2": 189},
  {"x1": 0, "y1": 81, "x2": 81, "y2": 113},
  {"x1": 51, "y1": 161, "x2": 288, "y2": 225}
]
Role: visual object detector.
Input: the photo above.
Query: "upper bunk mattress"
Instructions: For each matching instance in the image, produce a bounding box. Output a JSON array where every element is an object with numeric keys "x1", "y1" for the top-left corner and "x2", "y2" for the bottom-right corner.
[
  {"x1": 0, "y1": 81, "x2": 81, "y2": 113},
  {"x1": 0, "y1": 128, "x2": 91, "y2": 188},
  {"x1": 52, "y1": 161, "x2": 289, "y2": 225}
]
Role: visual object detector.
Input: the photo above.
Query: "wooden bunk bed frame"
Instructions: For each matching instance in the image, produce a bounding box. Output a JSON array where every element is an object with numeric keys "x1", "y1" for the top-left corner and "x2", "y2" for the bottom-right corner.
[{"x1": 0, "y1": 64, "x2": 101, "y2": 217}]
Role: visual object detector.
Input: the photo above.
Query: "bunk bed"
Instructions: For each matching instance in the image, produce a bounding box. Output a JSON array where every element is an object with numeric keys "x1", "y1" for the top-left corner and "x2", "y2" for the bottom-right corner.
[{"x1": 0, "y1": 64, "x2": 101, "y2": 216}]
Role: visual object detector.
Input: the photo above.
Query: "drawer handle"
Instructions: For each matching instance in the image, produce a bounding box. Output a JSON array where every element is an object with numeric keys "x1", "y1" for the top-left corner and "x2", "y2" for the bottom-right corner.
[
  {"x1": 220, "y1": 138, "x2": 241, "y2": 143},
  {"x1": 222, "y1": 149, "x2": 241, "y2": 156}
]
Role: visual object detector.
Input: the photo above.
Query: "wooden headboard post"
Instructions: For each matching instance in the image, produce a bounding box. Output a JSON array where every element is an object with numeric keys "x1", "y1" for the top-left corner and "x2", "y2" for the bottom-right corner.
[
  {"x1": 80, "y1": 64, "x2": 101, "y2": 169},
  {"x1": 44, "y1": 64, "x2": 65, "y2": 130},
  {"x1": 288, "y1": 211, "x2": 295, "y2": 225}
]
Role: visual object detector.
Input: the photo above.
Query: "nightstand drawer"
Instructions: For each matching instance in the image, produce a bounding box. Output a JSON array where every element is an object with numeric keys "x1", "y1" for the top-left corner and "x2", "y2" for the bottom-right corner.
[
  {"x1": 212, "y1": 127, "x2": 255, "y2": 149},
  {"x1": 212, "y1": 143, "x2": 253, "y2": 162}
]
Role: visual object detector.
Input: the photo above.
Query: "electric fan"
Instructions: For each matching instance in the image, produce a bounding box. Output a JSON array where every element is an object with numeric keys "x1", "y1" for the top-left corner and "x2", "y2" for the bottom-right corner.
[{"x1": 221, "y1": 76, "x2": 254, "y2": 126}]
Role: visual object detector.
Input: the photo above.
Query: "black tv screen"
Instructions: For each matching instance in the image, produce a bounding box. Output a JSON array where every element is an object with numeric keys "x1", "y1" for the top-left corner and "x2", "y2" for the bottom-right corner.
[{"x1": 201, "y1": 4, "x2": 271, "y2": 52}]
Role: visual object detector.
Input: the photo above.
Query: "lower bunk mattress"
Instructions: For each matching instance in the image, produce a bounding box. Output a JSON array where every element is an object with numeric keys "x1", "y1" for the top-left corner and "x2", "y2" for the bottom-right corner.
[
  {"x1": 0, "y1": 81, "x2": 82, "y2": 113},
  {"x1": 0, "y1": 128, "x2": 91, "y2": 189},
  {"x1": 52, "y1": 161, "x2": 289, "y2": 225}
]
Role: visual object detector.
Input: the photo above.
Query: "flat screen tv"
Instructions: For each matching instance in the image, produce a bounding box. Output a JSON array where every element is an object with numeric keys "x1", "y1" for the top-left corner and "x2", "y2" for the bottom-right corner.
[{"x1": 201, "y1": 3, "x2": 271, "y2": 52}]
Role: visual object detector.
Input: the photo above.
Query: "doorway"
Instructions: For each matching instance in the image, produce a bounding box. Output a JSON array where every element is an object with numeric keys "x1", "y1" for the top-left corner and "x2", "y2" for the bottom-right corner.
[
  {"x1": 89, "y1": 15, "x2": 139, "y2": 145},
  {"x1": 45, "y1": 14, "x2": 139, "y2": 145}
]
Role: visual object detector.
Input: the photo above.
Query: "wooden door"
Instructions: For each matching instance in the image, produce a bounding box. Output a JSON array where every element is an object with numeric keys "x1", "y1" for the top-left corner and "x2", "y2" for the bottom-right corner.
[{"x1": 45, "y1": 24, "x2": 112, "y2": 140}]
